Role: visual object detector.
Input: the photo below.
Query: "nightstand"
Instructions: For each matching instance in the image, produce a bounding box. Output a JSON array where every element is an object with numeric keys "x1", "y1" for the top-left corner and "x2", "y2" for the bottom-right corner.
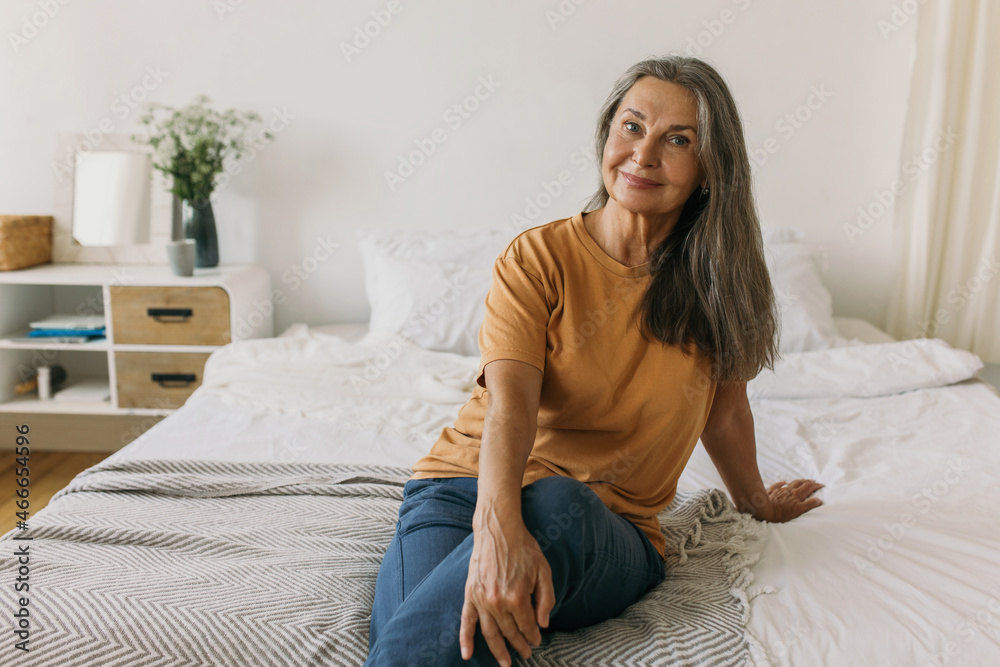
[{"x1": 0, "y1": 263, "x2": 273, "y2": 450}]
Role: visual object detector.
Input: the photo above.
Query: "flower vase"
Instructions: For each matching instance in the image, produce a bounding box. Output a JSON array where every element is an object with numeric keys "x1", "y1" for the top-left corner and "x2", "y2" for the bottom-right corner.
[{"x1": 181, "y1": 198, "x2": 219, "y2": 268}]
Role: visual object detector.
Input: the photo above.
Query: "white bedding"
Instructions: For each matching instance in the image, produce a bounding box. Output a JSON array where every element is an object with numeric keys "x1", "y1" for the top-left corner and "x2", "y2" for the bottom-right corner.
[
  {"x1": 679, "y1": 383, "x2": 1000, "y2": 666},
  {"x1": 109, "y1": 318, "x2": 1000, "y2": 666}
]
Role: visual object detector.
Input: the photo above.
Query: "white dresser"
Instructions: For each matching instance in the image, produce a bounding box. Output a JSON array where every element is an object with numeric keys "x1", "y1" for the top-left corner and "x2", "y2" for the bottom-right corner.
[{"x1": 0, "y1": 263, "x2": 273, "y2": 450}]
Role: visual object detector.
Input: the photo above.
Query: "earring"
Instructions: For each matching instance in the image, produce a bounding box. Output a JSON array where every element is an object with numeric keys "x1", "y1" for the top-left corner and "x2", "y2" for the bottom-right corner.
[{"x1": 700, "y1": 186, "x2": 710, "y2": 198}]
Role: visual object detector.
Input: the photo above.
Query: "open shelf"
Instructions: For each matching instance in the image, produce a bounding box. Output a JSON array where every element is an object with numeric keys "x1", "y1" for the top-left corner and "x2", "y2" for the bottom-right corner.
[
  {"x1": 0, "y1": 328, "x2": 110, "y2": 351},
  {"x1": 0, "y1": 264, "x2": 272, "y2": 425},
  {"x1": 0, "y1": 392, "x2": 115, "y2": 415},
  {"x1": 0, "y1": 393, "x2": 171, "y2": 416}
]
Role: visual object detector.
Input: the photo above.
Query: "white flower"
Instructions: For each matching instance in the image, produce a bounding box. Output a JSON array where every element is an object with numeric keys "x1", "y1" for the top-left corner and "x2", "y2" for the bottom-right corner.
[
  {"x1": 137, "y1": 94, "x2": 270, "y2": 197},
  {"x1": 154, "y1": 134, "x2": 178, "y2": 166}
]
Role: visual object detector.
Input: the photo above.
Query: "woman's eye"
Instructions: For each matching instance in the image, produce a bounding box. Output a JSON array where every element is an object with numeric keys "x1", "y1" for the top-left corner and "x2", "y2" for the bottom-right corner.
[
  {"x1": 624, "y1": 121, "x2": 641, "y2": 133},
  {"x1": 670, "y1": 135, "x2": 690, "y2": 146}
]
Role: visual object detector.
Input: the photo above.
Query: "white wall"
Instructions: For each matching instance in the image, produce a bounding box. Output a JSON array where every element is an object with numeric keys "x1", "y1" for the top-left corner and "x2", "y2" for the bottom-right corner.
[{"x1": 1, "y1": 0, "x2": 917, "y2": 333}]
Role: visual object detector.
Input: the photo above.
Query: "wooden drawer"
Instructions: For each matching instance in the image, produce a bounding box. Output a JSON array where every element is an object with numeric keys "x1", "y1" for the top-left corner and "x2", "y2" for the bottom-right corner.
[
  {"x1": 111, "y1": 286, "x2": 230, "y2": 345},
  {"x1": 115, "y1": 352, "x2": 212, "y2": 409}
]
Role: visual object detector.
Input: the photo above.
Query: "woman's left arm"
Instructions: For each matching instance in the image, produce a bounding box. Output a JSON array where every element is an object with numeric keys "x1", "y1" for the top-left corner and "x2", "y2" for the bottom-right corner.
[{"x1": 700, "y1": 381, "x2": 824, "y2": 522}]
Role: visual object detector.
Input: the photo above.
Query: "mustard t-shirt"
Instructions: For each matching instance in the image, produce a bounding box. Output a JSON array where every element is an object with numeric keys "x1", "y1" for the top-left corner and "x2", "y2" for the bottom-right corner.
[{"x1": 411, "y1": 212, "x2": 718, "y2": 558}]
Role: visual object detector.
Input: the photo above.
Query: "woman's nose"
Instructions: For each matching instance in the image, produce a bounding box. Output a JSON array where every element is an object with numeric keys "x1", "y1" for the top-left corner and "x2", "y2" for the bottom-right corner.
[{"x1": 632, "y1": 138, "x2": 658, "y2": 169}]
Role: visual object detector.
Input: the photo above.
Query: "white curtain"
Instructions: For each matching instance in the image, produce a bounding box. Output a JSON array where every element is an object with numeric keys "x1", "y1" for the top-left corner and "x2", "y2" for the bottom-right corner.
[{"x1": 886, "y1": 0, "x2": 1000, "y2": 363}]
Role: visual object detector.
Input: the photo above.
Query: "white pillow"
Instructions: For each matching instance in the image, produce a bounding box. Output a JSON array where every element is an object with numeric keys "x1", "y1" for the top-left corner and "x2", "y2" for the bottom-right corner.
[
  {"x1": 356, "y1": 226, "x2": 512, "y2": 264},
  {"x1": 759, "y1": 224, "x2": 804, "y2": 246},
  {"x1": 357, "y1": 226, "x2": 512, "y2": 356},
  {"x1": 749, "y1": 338, "x2": 982, "y2": 400},
  {"x1": 765, "y1": 241, "x2": 838, "y2": 353},
  {"x1": 366, "y1": 254, "x2": 493, "y2": 356},
  {"x1": 357, "y1": 223, "x2": 837, "y2": 357}
]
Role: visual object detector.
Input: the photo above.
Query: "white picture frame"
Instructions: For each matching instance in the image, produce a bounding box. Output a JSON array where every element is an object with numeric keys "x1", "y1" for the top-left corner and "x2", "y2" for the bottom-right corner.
[{"x1": 53, "y1": 131, "x2": 173, "y2": 264}]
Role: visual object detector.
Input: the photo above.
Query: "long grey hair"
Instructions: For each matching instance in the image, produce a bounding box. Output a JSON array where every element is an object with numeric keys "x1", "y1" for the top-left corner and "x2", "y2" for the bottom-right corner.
[{"x1": 586, "y1": 56, "x2": 778, "y2": 383}]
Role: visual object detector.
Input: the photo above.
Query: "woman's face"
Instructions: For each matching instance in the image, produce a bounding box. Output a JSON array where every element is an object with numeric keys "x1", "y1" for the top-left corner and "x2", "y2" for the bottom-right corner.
[{"x1": 602, "y1": 76, "x2": 705, "y2": 218}]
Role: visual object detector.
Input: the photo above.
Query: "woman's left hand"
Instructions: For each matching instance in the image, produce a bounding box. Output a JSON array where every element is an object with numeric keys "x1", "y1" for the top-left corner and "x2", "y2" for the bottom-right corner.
[{"x1": 756, "y1": 479, "x2": 824, "y2": 522}]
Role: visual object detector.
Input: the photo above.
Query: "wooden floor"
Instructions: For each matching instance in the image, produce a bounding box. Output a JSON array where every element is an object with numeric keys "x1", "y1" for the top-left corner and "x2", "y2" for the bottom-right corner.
[{"x1": 1, "y1": 451, "x2": 110, "y2": 535}]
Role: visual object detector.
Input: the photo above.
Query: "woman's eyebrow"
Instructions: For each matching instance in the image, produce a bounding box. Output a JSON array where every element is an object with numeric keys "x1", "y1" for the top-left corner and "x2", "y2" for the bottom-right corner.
[{"x1": 622, "y1": 108, "x2": 697, "y2": 133}]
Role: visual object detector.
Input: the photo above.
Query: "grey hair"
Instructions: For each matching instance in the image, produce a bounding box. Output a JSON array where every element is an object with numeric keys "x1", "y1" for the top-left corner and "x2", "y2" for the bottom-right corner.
[{"x1": 586, "y1": 55, "x2": 778, "y2": 383}]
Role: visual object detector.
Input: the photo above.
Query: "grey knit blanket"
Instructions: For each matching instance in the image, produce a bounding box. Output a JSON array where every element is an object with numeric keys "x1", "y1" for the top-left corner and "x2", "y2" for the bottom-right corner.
[{"x1": 0, "y1": 460, "x2": 767, "y2": 666}]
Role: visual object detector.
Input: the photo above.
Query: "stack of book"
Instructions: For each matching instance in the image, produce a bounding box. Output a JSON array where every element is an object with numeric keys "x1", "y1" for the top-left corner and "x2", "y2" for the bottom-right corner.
[{"x1": 23, "y1": 314, "x2": 106, "y2": 343}]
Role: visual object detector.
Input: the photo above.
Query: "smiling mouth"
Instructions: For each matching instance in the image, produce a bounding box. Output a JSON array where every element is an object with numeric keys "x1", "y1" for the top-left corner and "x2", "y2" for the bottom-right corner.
[{"x1": 620, "y1": 171, "x2": 662, "y2": 188}]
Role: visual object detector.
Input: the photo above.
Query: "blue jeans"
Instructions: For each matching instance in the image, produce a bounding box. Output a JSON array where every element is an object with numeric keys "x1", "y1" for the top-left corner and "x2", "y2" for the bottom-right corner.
[{"x1": 366, "y1": 475, "x2": 665, "y2": 666}]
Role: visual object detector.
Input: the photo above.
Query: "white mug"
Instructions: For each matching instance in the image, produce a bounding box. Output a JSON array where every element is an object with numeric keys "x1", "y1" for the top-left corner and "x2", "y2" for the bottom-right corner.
[{"x1": 166, "y1": 239, "x2": 197, "y2": 277}]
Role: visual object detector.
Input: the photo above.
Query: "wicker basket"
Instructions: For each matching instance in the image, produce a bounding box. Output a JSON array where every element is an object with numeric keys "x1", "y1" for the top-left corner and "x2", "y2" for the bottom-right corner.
[{"x1": 0, "y1": 215, "x2": 53, "y2": 271}]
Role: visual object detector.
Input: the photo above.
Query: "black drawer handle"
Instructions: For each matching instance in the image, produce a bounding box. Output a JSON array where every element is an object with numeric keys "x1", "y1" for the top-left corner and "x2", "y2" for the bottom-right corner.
[
  {"x1": 147, "y1": 307, "x2": 193, "y2": 323},
  {"x1": 151, "y1": 373, "x2": 196, "y2": 388}
]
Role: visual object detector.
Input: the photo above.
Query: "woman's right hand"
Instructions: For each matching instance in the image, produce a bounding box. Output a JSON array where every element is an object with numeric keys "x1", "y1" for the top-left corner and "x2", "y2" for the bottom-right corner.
[
  {"x1": 460, "y1": 502, "x2": 555, "y2": 666},
  {"x1": 466, "y1": 358, "x2": 549, "y2": 664}
]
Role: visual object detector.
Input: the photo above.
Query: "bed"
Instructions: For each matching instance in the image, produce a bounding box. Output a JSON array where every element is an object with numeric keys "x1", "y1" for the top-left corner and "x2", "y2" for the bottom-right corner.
[{"x1": 3, "y1": 223, "x2": 999, "y2": 666}]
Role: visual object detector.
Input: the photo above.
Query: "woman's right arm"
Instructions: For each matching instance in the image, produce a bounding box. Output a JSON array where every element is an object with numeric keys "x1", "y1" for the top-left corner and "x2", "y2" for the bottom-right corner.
[{"x1": 459, "y1": 358, "x2": 554, "y2": 667}]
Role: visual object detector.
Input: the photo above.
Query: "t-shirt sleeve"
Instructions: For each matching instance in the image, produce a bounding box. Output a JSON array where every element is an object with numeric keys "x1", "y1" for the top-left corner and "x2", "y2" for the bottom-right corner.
[{"x1": 475, "y1": 255, "x2": 550, "y2": 388}]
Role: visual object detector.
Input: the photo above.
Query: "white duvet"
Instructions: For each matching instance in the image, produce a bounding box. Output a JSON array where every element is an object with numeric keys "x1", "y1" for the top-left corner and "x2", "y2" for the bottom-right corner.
[
  {"x1": 113, "y1": 323, "x2": 1000, "y2": 666},
  {"x1": 195, "y1": 323, "x2": 480, "y2": 443}
]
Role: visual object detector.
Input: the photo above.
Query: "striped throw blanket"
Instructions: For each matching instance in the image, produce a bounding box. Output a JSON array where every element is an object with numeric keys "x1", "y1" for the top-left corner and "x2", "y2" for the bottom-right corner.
[{"x1": 0, "y1": 460, "x2": 767, "y2": 666}]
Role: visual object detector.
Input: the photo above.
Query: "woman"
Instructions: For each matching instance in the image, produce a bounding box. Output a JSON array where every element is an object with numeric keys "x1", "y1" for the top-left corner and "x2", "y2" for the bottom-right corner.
[{"x1": 366, "y1": 55, "x2": 824, "y2": 666}]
